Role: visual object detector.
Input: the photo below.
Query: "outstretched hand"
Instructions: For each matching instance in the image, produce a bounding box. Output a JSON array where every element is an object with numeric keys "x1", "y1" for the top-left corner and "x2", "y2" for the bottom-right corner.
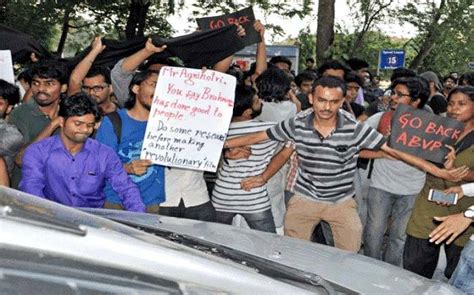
[{"x1": 429, "y1": 213, "x2": 472, "y2": 244}]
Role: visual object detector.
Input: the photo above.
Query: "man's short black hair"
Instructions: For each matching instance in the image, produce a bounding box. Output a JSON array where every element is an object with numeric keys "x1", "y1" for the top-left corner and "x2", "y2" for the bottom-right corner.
[
  {"x1": 17, "y1": 68, "x2": 33, "y2": 85},
  {"x1": 233, "y1": 85, "x2": 256, "y2": 117},
  {"x1": 316, "y1": 59, "x2": 349, "y2": 77},
  {"x1": 269, "y1": 56, "x2": 292, "y2": 69},
  {"x1": 30, "y1": 60, "x2": 68, "y2": 85},
  {"x1": 459, "y1": 72, "x2": 474, "y2": 86},
  {"x1": 390, "y1": 67, "x2": 416, "y2": 82},
  {"x1": 0, "y1": 79, "x2": 20, "y2": 106},
  {"x1": 392, "y1": 77, "x2": 430, "y2": 109},
  {"x1": 313, "y1": 76, "x2": 347, "y2": 97},
  {"x1": 86, "y1": 66, "x2": 111, "y2": 84},
  {"x1": 295, "y1": 71, "x2": 316, "y2": 87},
  {"x1": 346, "y1": 58, "x2": 369, "y2": 71},
  {"x1": 139, "y1": 54, "x2": 181, "y2": 71},
  {"x1": 256, "y1": 67, "x2": 291, "y2": 103},
  {"x1": 447, "y1": 86, "x2": 474, "y2": 102},
  {"x1": 59, "y1": 92, "x2": 101, "y2": 122},
  {"x1": 344, "y1": 71, "x2": 363, "y2": 88},
  {"x1": 125, "y1": 70, "x2": 159, "y2": 109},
  {"x1": 306, "y1": 57, "x2": 315, "y2": 63},
  {"x1": 443, "y1": 75, "x2": 457, "y2": 84}
]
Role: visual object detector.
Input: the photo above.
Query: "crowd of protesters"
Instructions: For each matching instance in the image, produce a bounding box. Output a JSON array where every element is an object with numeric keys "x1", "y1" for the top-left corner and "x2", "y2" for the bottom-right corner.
[{"x1": 0, "y1": 20, "x2": 473, "y2": 293}]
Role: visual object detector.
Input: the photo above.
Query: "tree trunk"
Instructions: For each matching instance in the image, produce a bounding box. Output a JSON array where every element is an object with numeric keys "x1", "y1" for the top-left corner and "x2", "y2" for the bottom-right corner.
[
  {"x1": 408, "y1": 0, "x2": 446, "y2": 70},
  {"x1": 56, "y1": 7, "x2": 72, "y2": 56},
  {"x1": 125, "y1": 0, "x2": 150, "y2": 40},
  {"x1": 316, "y1": 0, "x2": 336, "y2": 66},
  {"x1": 0, "y1": 0, "x2": 7, "y2": 22}
]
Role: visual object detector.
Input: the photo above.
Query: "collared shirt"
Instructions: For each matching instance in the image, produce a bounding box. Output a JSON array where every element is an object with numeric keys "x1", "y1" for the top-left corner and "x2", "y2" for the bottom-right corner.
[
  {"x1": 267, "y1": 109, "x2": 385, "y2": 203},
  {"x1": 20, "y1": 135, "x2": 145, "y2": 212}
]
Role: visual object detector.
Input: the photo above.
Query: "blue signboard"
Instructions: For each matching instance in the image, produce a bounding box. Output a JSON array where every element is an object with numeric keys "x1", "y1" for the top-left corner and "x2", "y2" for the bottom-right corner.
[{"x1": 379, "y1": 50, "x2": 405, "y2": 70}]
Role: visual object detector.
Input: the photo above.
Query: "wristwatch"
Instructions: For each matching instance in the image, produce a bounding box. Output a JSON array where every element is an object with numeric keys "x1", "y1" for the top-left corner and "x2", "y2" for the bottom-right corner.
[{"x1": 464, "y1": 207, "x2": 474, "y2": 219}]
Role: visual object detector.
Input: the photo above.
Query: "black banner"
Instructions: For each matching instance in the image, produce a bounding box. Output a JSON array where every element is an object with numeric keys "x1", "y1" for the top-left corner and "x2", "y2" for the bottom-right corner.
[{"x1": 196, "y1": 6, "x2": 261, "y2": 47}]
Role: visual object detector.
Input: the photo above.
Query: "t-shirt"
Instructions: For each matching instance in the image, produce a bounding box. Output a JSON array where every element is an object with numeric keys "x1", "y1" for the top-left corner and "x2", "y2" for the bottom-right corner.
[
  {"x1": 365, "y1": 112, "x2": 426, "y2": 195},
  {"x1": 8, "y1": 99, "x2": 60, "y2": 188},
  {"x1": 212, "y1": 120, "x2": 278, "y2": 213},
  {"x1": 406, "y1": 133, "x2": 474, "y2": 246},
  {"x1": 267, "y1": 109, "x2": 385, "y2": 203},
  {"x1": 95, "y1": 109, "x2": 165, "y2": 206}
]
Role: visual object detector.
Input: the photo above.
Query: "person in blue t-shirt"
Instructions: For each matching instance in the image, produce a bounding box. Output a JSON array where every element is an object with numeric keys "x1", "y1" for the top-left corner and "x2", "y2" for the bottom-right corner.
[{"x1": 96, "y1": 70, "x2": 165, "y2": 212}]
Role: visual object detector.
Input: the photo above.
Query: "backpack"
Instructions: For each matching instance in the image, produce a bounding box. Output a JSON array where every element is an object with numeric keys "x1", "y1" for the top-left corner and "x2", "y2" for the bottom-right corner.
[
  {"x1": 92, "y1": 111, "x2": 122, "y2": 144},
  {"x1": 106, "y1": 111, "x2": 122, "y2": 144}
]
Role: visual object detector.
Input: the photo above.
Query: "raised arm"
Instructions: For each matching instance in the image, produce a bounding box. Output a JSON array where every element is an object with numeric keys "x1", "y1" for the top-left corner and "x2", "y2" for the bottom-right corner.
[
  {"x1": 252, "y1": 20, "x2": 267, "y2": 80},
  {"x1": 121, "y1": 38, "x2": 167, "y2": 73},
  {"x1": 68, "y1": 36, "x2": 106, "y2": 96}
]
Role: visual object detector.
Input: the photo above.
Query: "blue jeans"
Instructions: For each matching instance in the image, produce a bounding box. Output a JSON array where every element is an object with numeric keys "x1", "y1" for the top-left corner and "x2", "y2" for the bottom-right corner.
[
  {"x1": 450, "y1": 239, "x2": 474, "y2": 293},
  {"x1": 364, "y1": 187, "x2": 417, "y2": 266},
  {"x1": 215, "y1": 209, "x2": 276, "y2": 233}
]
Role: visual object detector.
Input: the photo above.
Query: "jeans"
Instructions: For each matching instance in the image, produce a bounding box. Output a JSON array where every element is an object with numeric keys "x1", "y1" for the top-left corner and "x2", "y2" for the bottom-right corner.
[
  {"x1": 354, "y1": 167, "x2": 371, "y2": 233},
  {"x1": 364, "y1": 187, "x2": 417, "y2": 266},
  {"x1": 215, "y1": 209, "x2": 276, "y2": 233},
  {"x1": 159, "y1": 200, "x2": 216, "y2": 222},
  {"x1": 449, "y1": 239, "x2": 474, "y2": 293}
]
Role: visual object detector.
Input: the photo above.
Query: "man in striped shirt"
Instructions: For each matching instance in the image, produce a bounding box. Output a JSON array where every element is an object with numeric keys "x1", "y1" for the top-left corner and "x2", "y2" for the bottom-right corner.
[
  {"x1": 212, "y1": 85, "x2": 278, "y2": 233},
  {"x1": 228, "y1": 76, "x2": 463, "y2": 252}
]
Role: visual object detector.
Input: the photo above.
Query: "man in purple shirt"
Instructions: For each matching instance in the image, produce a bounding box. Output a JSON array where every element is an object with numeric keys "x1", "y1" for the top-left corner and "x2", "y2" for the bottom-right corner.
[{"x1": 20, "y1": 93, "x2": 145, "y2": 212}]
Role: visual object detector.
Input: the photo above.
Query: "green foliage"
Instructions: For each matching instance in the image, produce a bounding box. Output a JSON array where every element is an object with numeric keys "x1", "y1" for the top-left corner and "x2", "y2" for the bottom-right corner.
[
  {"x1": 294, "y1": 27, "x2": 316, "y2": 72},
  {"x1": 397, "y1": 0, "x2": 473, "y2": 71},
  {"x1": 1, "y1": 0, "x2": 174, "y2": 57}
]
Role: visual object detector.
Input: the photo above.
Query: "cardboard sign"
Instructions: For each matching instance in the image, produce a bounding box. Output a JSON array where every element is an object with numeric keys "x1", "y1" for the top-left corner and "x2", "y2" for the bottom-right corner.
[
  {"x1": 388, "y1": 104, "x2": 464, "y2": 164},
  {"x1": 140, "y1": 66, "x2": 236, "y2": 172},
  {"x1": 196, "y1": 6, "x2": 261, "y2": 47},
  {"x1": 0, "y1": 50, "x2": 15, "y2": 84}
]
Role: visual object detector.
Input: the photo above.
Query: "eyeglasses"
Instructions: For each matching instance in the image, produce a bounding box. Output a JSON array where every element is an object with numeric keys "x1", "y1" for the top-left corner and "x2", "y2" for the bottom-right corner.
[
  {"x1": 82, "y1": 85, "x2": 108, "y2": 93},
  {"x1": 391, "y1": 91, "x2": 411, "y2": 98}
]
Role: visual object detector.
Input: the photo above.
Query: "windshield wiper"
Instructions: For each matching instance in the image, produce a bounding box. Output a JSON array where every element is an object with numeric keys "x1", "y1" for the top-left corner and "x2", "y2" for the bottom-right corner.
[{"x1": 117, "y1": 220, "x2": 356, "y2": 295}]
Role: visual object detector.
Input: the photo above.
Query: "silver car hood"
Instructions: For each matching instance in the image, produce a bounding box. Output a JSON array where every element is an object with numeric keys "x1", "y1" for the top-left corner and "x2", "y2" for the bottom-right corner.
[{"x1": 86, "y1": 208, "x2": 462, "y2": 295}]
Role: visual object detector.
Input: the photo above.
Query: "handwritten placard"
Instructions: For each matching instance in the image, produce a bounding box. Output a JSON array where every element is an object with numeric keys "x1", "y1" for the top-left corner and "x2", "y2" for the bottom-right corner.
[
  {"x1": 388, "y1": 104, "x2": 464, "y2": 164},
  {"x1": 141, "y1": 66, "x2": 236, "y2": 172},
  {"x1": 0, "y1": 50, "x2": 15, "y2": 84},
  {"x1": 196, "y1": 6, "x2": 261, "y2": 47}
]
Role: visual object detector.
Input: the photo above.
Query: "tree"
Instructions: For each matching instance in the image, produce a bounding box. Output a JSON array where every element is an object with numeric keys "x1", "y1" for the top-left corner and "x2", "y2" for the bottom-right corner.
[
  {"x1": 398, "y1": 0, "x2": 473, "y2": 71},
  {"x1": 316, "y1": 0, "x2": 335, "y2": 65},
  {"x1": 347, "y1": 0, "x2": 395, "y2": 58}
]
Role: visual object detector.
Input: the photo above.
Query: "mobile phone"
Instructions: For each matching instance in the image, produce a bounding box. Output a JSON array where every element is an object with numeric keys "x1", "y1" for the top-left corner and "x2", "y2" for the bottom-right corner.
[{"x1": 428, "y1": 189, "x2": 458, "y2": 205}]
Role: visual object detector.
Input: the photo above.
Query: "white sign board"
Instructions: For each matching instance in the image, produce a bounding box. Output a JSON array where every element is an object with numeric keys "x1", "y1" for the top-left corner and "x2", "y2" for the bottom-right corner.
[
  {"x1": 0, "y1": 50, "x2": 15, "y2": 84},
  {"x1": 141, "y1": 66, "x2": 236, "y2": 172}
]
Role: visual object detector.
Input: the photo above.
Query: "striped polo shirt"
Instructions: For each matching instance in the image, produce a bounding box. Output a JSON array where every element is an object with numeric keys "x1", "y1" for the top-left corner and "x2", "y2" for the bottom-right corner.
[
  {"x1": 267, "y1": 109, "x2": 385, "y2": 203},
  {"x1": 212, "y1": 120, "x2": 278, "y2": 213}
]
